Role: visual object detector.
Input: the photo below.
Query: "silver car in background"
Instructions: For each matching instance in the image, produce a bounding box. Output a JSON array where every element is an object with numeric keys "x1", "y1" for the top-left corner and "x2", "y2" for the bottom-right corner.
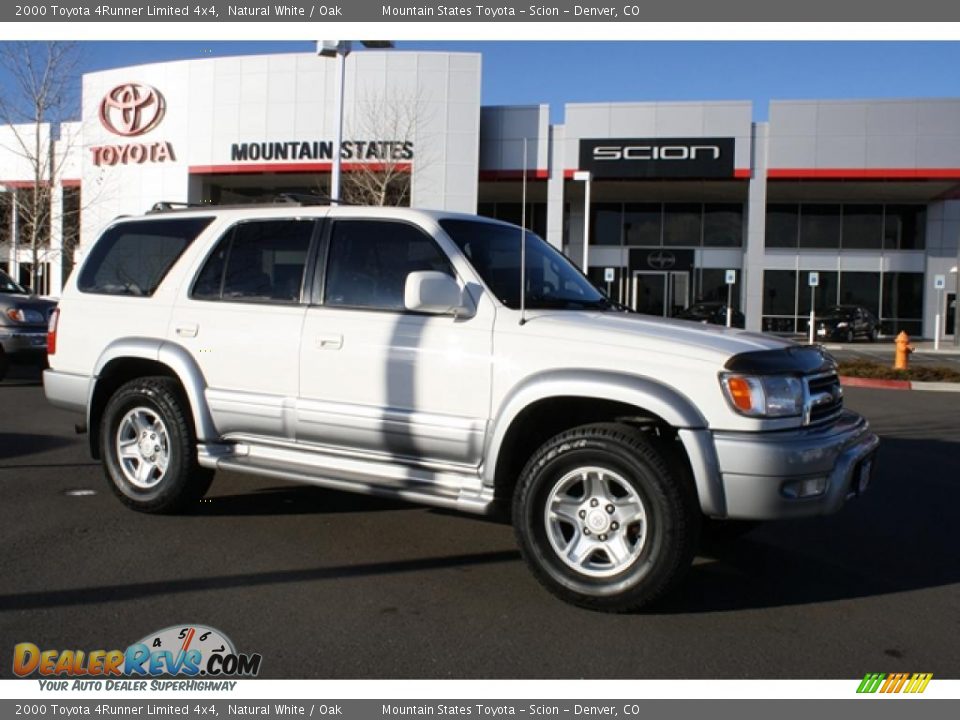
[{"x1": 0, "y1": 269, "x2": 56, "y2": 381}]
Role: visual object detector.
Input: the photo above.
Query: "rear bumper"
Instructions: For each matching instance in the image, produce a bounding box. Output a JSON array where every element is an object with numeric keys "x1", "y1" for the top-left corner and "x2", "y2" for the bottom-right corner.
[
  {"x1": 43, "y1": 369, "x2": 91, "y2": 414},
  {"x1": 712, "y1": 411, "x2": 880, "y2": 520},
  {"x1": 0, "y1": 329, "x2": 48, "y2": 356}
]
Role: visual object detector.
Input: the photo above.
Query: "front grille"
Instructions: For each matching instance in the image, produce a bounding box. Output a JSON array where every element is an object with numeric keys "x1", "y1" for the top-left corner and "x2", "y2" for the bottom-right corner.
[{"x1": 804, "y1": 372, "x2": 843, "y2": 425}]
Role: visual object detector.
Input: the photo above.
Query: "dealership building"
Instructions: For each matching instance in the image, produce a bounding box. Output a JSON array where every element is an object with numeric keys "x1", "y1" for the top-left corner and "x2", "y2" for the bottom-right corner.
[{"x1": 1, "y1": 49, "x2": 958, "y2": 338}]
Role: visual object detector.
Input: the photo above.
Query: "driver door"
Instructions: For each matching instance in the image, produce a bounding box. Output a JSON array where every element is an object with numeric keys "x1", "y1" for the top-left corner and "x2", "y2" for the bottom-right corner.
[{"x1": 296, "y1": 218, "x2": 494, "y2": 467}]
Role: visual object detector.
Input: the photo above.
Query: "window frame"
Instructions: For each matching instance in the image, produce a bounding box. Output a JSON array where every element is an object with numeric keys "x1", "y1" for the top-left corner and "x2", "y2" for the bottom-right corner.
[
  {"x1": 313, "y1": 217, "x2": 459, "y2": 315},
  {"x1": 188, "y1": 217, "x2": 322, "y2": 306}
]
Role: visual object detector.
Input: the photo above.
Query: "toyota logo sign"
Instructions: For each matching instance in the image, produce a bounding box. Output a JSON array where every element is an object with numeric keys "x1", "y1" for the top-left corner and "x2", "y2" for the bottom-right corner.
[{"x1": 99, "y1": 83, "x2": 165, "y2": 137}]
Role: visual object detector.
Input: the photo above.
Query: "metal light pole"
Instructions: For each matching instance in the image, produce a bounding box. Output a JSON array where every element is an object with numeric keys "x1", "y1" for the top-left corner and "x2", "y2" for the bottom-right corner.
[
  {"x1": 573, "y1": 171, "x2": 591, "y2": 272},
  {"x1": 317, "y1": 40, "x2": 394, "y2": 202}
]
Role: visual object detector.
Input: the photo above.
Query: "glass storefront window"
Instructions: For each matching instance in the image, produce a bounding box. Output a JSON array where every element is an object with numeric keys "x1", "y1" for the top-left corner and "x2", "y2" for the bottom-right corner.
[
  {"x1": 623, "y1": 204, "x2": 661, "y2": 246},
  {"x1": 838, "y1": 272, "x2": 881, "y2": 313},
  {"x1": 698, "y1": 268, "x2": 740, "y2": 308},
  {"x1": 663, "y1": 203, "x2": 702, "y2": 247},
  {"x1": 882, "y1": 272, "x2": 924, "y2": 334},
  {"x1": 884, "y1": 205, "x2": 926, "y2": 250},
  {"x1": 765, "y1": 204, "x2": 799, "y2": 248},
  {"x1": 798, "y1": 270, "x2": 838, "y2": 315},
  {"x1": 841, "y1": 205, "x2": 883, "y2": 250},
  {"x1": 762, "y1": 270, "x2": 797, "y2": 316},
  {"x1": 703, "y1": 204, "x2": 743, "y2": 247},
  {"x1": 591, "y1": 203, "x2": 623, "y2": 246},
  {"x1": 799, "y1": 204, "x2": 841, "y2": 249}
]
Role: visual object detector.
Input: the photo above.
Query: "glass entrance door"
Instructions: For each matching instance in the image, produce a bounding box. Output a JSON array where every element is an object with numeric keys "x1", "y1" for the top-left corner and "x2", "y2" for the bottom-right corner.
[{"x1": 632, "y1": 271, "x2": 690, "y2": 317}]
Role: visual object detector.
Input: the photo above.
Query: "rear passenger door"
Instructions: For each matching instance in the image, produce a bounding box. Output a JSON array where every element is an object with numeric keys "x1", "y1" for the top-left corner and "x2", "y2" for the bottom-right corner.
[
  {"x1": 170, "y1": 218, "x2": 319, "y2": 439},
  {"x1": 297, "y1": 218, "x2": 493, "y2": 467}
]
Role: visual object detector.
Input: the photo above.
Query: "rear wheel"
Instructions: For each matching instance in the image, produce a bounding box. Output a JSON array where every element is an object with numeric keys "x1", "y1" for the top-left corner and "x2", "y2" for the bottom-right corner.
[
  {"x1": 512, "y1": 423, "x2": 699, "y2": 612},
  {"x1": 101, "y1": 376, "x2": 213, "y2": 513},
  {"x1": 0, "y1": 349, "x2": 8, "y2": 381}
]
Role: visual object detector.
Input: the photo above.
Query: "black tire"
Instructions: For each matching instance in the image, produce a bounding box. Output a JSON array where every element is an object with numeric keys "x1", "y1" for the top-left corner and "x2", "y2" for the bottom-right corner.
[
  {"x1": 512, "y1": 422, "x2": 699, "y2": 612},
  {"x1": 101, "y1": 376, "x2": 213, "y2": 514},
  {"x1": 845, "y1": 328, "x2": 854, "y2": 344},
  {"x1": 867, "y1": 326, "x2": 877, "y2": 343},
  {"x1": 0, "y1": 349, "x2": 8, "y2": 382}
]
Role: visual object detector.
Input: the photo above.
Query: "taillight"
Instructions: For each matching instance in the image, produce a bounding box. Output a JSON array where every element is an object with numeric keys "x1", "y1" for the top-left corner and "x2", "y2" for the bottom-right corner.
[{"x1": 47, "y1": 308, "x2": 59, "y2": 356}]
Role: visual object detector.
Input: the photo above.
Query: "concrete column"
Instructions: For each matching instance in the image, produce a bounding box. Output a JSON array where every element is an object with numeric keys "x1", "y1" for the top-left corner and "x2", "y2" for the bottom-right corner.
[
  {"x1": 48, "y1": 184, "x2": 64, "y2": 296},
  {"x1": 743, "y1": 122, "x2": 769, "y2": 332},
  {"x1": 546, "y1": 123, "x2": 565, "y2": 252}
]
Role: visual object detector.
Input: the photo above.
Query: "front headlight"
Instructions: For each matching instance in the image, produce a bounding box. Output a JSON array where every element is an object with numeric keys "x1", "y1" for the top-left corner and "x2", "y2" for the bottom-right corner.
[
  {"x1": 720, "y1": 373, "x2": 804, "y2": 418},
  {"x1": 5, "y1": 308, "x2": 46, "y2": 324},
  {"x1": 835, "y1": 321, "x2": 849, "y2": 328}
]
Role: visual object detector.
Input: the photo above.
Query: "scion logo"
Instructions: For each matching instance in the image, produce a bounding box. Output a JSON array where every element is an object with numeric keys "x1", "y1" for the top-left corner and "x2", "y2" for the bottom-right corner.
[
  {"x1": 646, "y1": 250, "x2": 676, "y2": 270},
  {"x1": 592, "y1": 145, "x2": 721, "y2": 161},
  {"x1": 99, "y1": 83, "x2": 165, "y2": 137}
]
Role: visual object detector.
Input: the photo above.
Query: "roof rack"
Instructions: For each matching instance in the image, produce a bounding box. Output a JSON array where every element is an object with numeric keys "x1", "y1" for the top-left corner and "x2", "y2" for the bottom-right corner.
[
  {"x1": 147, "y1": 201, "x2": 210, "y2": 213},
  {"x1": 276, "y1": 192, "x2": 355, "y2": 206},
  {"x1": 145, "y1": 194, "x2": 357, "y2": 214}
]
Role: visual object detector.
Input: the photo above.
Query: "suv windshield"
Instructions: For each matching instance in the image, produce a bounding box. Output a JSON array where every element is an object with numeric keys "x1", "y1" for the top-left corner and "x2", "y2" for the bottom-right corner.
[
  {"x1": 0, "y1": 269, "x2": 28, "y2": 295},
  {"x1": 440, "y1": 219, "x2": 610, "y2": 310}
]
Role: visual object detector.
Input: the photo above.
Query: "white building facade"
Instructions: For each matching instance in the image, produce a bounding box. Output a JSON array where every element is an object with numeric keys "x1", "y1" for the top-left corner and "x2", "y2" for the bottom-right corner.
[{"x1": 1, "y1": 50, "x2": 957, "y2": 339}]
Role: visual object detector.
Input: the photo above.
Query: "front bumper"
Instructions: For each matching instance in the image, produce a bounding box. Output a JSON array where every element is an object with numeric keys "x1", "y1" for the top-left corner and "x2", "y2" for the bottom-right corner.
[{"x1": 712, "y1": 411, "x2": 879, "y2": 520}]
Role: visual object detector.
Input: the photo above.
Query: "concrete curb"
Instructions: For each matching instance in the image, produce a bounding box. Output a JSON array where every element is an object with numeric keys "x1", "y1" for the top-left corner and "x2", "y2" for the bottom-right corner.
[{"x1": 839, "y1": 376, "x2": 960, "y2": 392}]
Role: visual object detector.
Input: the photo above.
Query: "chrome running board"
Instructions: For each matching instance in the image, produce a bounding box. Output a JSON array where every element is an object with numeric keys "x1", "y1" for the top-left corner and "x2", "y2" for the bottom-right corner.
[{"x1": 197, "y1": 441, "x2": 494, "y2": 515}]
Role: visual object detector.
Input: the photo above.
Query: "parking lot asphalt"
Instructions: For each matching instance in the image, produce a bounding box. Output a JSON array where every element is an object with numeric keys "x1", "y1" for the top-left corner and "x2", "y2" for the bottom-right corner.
[{"x1": 1, "y1": 364, "x2": 958, "y2": 679}]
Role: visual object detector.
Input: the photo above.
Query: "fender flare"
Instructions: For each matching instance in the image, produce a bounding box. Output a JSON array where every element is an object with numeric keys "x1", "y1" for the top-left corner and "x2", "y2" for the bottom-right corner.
[
  {"x1": 90, "y1": 337, "x2": 217, "y2": 442},
  {"x1": 483, "y1": 369, "x2": 725, "y2": 516}
]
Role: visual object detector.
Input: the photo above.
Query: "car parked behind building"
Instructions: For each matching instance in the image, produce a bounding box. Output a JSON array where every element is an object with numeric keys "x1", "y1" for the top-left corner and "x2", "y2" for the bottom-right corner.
[{"x1": 815, "y1": 305, "x2": 880, "y2": 343}]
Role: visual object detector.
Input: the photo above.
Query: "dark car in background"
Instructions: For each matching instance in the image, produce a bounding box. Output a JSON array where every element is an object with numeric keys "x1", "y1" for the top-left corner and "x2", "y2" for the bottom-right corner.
[
  {"x1": 0, "y1": 269, "x2": 56, "y2": 381},
  {"x1": 815, "y1": 305, "x2": 880, "y2": 343},
  {"x1": 676, "y1": 301, "x2": 745, "y2": 328}
]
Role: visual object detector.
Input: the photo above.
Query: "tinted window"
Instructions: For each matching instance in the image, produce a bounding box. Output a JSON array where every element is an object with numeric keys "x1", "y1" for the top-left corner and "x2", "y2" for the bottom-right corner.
[
  {"x1": 591, "y1": 204, "x2": 622, "y2": 246},
  {"x1": 841, "y1": 204, "x2": 882, "y2": 249},
  {"x1": 79, "y1": 218, "x2": 213, "y2": 296},
  {"x1": 324, "y1": 221, "x2": 454, "y2": 311},
  {"x1": 765, "y1": 204, "x2": 799, "y2": 248},
  {"x1": 703, "y1": 204, "x2": 743, "y2": 247},
  {"x1": 663, "y1": 203, "x2": 702, "y2": 247},
  {"x1": 623, "y1": 204, "x2": 661, "y2": 246},
  {"x1": 192, "y1": 220, "x2": 314, "y2": 303},
  {"x1": 884, "y1": 205, "x2": 926, "y2": 250},
  {"x1": 799, "y1": 205, "x2": 841, "y2": 249}
]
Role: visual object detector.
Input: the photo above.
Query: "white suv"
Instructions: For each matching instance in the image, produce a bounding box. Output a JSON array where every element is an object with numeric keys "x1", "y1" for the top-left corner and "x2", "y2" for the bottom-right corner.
[{"x1": 44, "y1": 202, "x2": 878, "y2": 611}]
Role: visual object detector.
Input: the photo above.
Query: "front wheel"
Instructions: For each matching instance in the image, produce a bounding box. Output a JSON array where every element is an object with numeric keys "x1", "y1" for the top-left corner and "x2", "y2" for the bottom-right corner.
[
  {"x1": 101, "y1": 376, "x2": 213, "y2": 514},
  {"x1": 512, "y1": 423, "x2": 699, "y2": 612}
]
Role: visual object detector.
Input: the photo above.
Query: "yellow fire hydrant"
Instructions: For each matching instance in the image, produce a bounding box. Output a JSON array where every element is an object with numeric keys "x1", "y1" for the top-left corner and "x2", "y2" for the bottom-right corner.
[{"x1": 893, "y1": 331, "x2": 914, "y2": 370}]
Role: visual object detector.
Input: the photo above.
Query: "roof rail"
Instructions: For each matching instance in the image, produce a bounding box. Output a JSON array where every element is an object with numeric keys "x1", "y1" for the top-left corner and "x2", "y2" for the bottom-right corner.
[
  {"x1": 148, "y1": 201, "x2": 210, "y2": 213},
  {"x1": 276, "y1": 192, "x2": 356, "y2": 206}
]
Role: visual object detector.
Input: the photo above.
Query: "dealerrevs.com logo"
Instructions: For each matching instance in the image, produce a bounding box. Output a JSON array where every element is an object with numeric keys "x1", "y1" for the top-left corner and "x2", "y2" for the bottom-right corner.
[{"x1": 13, "y1": 625, "x2": 262, "y2": 689}]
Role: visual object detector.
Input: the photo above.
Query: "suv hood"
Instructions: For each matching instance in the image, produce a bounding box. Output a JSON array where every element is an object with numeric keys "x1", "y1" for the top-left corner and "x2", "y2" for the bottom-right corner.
[{"x1": 516, "y1": 310, "x2": 794, "y2": 366}]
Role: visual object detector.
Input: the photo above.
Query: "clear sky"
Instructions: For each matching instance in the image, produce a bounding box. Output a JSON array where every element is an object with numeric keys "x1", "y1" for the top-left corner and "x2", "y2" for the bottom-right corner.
[{"x1": 10, "y1": 40, "x2": 960, "y2": 123}]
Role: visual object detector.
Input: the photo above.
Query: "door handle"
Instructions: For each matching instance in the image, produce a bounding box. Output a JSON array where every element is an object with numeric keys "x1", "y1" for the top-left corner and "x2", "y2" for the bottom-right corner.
[
  {"x1": 176, "y1": 323, "x2": 198, "y2": 338},
  {"x1": 316, "y1": 333, "x2": 343, "y2": 350}
]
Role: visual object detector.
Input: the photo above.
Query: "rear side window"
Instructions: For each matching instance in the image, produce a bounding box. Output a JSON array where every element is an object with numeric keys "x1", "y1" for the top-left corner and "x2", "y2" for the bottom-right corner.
[
  {"x1": 191, "y1": 219, "x2": 315, "y2": 304},
  {"x1": 78, "y1": 218, "x2": 213, "y2": 296}
]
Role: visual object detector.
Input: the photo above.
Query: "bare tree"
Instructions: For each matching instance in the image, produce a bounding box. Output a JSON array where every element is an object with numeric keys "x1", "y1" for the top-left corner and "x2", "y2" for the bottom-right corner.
[
  {"x1": 335, "y1": 88, "x2": 434, "y2": 207},
  {"x1": 0, "y1": 42, "x2": 82, "y2": 293}
]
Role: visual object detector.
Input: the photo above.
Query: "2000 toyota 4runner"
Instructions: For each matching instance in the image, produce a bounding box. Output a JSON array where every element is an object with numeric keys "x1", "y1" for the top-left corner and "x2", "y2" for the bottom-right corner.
[{"x1": 44, "y1": 203, "x2": 879, "y2": 611}]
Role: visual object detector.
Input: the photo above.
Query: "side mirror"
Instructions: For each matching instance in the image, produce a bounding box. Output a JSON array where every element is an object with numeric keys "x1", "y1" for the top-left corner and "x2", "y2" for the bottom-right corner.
[{"x1": 404, "y1": 271, "x2": 467, "y2": 316}]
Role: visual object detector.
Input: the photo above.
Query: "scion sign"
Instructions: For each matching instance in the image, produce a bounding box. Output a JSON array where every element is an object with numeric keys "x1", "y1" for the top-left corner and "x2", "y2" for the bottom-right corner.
[{"x1": 579, "y1": 137, "x2": 735, "y2": 179}]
